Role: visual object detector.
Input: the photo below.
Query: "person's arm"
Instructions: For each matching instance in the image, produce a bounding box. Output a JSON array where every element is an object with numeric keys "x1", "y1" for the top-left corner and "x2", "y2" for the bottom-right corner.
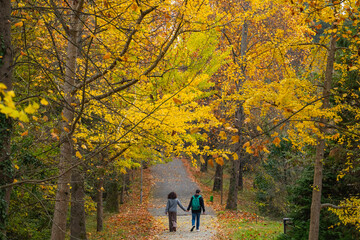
[
  {"x1": 200, "y1": 197, "x2": 205, "y2": 213},
  {"x1": 177, "y1": 199, "x2": 187, "y2": 211},
  {"x1": 165, "y1": 199, "x2": 169, "y2": 214},
  {"x1": 187, "y1": 197, "x2": 193, "y2": 211}
]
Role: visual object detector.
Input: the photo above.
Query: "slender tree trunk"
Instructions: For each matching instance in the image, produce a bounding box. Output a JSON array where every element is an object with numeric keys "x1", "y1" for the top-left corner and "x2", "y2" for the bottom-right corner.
[
  {"x1": 0, "y1": 1, "x2": 13, "y2": 237},
  {"x1": 308, "y1": 34, "x2": 336, "y2": 240},
  {"x1": 213, "y1": 163, "x2": 223, "y2": 191},
  {"x1": 96, "y1": 178, "x2": 104, "y2": 232},
  {"x1": 70, "y1": 168, "x2": 87, "y2": 240},
  {"x1": 51, "y1": 1, "x2": 84, "y2": 239},
  {"x1": 238, "y1": 160, "x2": 243, "y2": 190}
]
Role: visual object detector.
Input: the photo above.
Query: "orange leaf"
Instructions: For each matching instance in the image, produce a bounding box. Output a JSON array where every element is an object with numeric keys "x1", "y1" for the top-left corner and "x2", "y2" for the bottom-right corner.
[
  {"x1": 231, "y1": 135, "x2": 239, "y2": 144},
  {"x1": 273, "y1": 137, "x2": 281, "y2": 147},
  {"x1": 14, "y1": 22, "x2": 23, "y2": 27},
  {"x1": 243, "y1": 141, "x2": 250, "y2": 148},
  {"x1": 215, "y1": 157, "x2": 224, "y2": 166},
  {"x1": 208, "y1": 159, "x2": 214, "y2": 168},
  {"x1": 103, "y1": 52, "x2": 111, "y2": 60},
  {"x1": 21, "y1": 130, "x2": 28, "y2": 136},
  {"x1": 173, "y1": 98, "x2": 182, "y2": 105}
]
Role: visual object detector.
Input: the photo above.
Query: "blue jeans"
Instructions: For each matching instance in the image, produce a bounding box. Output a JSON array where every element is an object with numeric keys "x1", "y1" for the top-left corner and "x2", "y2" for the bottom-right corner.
[{"x1": 192, "y1": 212, "x2": 201, "y2": 230}]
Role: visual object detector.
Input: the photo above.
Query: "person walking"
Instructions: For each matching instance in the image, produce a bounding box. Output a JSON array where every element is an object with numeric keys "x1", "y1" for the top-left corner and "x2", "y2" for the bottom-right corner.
[
  {"x1": 165, "y1": 191, "x2": 187, "y2": 232},
  {"x1": 187, "y1": 189, "x2": 205, "y2": 232}
]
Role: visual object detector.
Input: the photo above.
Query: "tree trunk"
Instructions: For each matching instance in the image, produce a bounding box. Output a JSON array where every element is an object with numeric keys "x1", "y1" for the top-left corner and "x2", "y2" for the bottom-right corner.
[
  {"x1": 51, "y1": 1, "x2": 84, "y2": 239},
  {"x1": 226, "y1": 158, "x2": 240, "y2": 209},
  {"x1": 213, "y1": 163, "x2": 223, "y2": 191},
  {"x1": 96, "y1": 178, "x2": 104, "y2": 232},
  {"x1": 70, "y1": 168, "x2": 87, "y2": 240},
  {"x1": 226, "y1": 19, "x2": 248, "y2": 210},
  {"x1": 105, "y1": 181, "x2": 119, "y2": 213},
  {"x1": 308, "y1": 34, "x2": 336, "y2": 240},
  {"x1": 238, "y1": 160, "x2": 243, "y2": 190},
  {"x1": 0, "y1": 1, "x2": 13, "y2": 237}
]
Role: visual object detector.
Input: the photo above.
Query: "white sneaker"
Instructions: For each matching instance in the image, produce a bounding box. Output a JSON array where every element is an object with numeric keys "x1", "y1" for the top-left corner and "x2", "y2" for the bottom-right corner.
[{"x1": 196, "y1": 229, "x2": 200, "y2": 232}]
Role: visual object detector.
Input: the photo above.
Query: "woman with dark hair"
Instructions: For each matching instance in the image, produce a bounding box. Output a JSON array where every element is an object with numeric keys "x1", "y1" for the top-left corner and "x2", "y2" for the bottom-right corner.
[{"x1": 165, "y1": 191, "x2": 187, "y2": 232}]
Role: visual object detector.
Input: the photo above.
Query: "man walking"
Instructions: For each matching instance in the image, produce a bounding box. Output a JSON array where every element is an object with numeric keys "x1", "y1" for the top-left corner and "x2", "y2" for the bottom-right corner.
[{"x1": 187, "y1": 189, "x2": 205, "y2": 232}]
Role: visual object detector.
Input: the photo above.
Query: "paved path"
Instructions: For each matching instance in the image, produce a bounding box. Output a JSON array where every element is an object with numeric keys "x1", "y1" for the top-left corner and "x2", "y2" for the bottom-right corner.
[{"x1": 148, "y1": 158, "x2": 217, "y2": 239}]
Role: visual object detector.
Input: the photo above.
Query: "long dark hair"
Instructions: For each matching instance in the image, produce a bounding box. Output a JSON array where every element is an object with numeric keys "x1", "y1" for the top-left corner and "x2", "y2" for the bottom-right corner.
[{"x1": 168, "y1": 192, "x2": 177, "y2": 199}]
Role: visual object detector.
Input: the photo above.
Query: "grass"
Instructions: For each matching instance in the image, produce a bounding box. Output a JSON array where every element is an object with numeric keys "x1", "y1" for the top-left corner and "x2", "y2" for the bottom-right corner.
[{"x1": 183, "y1": 158, "x2": 284, "y2": 239}]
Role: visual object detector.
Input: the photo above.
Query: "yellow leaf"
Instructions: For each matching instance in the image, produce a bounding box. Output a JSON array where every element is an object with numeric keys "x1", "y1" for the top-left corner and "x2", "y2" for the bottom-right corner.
[
  {"x1": 24, "y1": 103, "x2": 39, "y2": 114},
  {"x1": 231, "y1": 135, "x2": 239, "y2": 144},
  {"x1": 190, "y1": 128, "x2": 200, "y2": 134},
  {"x1": 256, "y1": 126, "x2": 262, "y2": 132},
  {"x1": 263, "y1": 146, "x2": 270, "y2": 153},
  {"x1": 64, "y1": 127, "x2": 70, "y2": 132},
  {"x1": 43, "y1": 115, "x2": 48, "y2": 122},
  {"x1": 13, "y1": 179, "x2": 18, "y2": 183},
  {"x1": 200, "y1": 155, "x2": 205, "y2": 164},
  {"x1": 18, "y1": 122, "x2": 24, "y2": 128},
  {"x1": 202, "y1": 133, "x2": 208, "y2": 138},
  {"x1": 71, "y1": 103, "x2": 77, "y2": 107},
  {"x1": 40, "y1": 98, "x2": 49, "y2": 105},
  {"x1": 32, "y1": 116, "x2": 38, "y2": 121},
  {"x1": 243, "y1": 141, "x2": 250, "y2": 148},
  {"x1": 14, "y1": 165, "x2": 19, "y2": 170},
  {"x1": 219, "y1": 131, "x2": 227, "y2": 140},
  {"x1": 245, "y1": 147, "x2": 253, "y2": 154},
  {"x1": 244, "y1": 117, "x2": 251, "y2": 123},
  {"x1": 233, "y1": 153, "x2": 239, "y2": 160},
  {"x1": 103, "y1": 52, "x2": 111, "y2": 59},
  {"x1": 75, "y1": 151, "x2": 82, "y2": 159},
  {"x1": 349, "y1": 66, "x2": 358, "y2": 71},
  {"x1": 62, "y1": 112, "x2": 69, "y2": 122}
]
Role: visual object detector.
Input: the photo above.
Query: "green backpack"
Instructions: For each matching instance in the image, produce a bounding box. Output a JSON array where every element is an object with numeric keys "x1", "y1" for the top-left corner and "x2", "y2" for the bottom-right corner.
[{"x1": 192, "y1": 195, "x2": 201, "y2": 210}]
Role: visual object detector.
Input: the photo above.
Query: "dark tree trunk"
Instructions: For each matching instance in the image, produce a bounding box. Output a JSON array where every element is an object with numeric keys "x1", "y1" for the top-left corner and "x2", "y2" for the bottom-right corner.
[
  {"x1": 96, "y1": 178, "x2": 104, "y2": 232},
  {"x1": 70, "y1": 168, "x2": 87, "y2": 240},
  {"x1": 105, "y1": 181, "x2": 119, "y2": 213},
  {"x1": 0, "y1": 1, "x2": 13, "y2": 237},
  {"x1": 213, "y1": 163, "x2": 223, "y2": 191},
  {"x1": 226, "y1": 158, "x2": 240, "y2": 210},
  {"x1": 238, "y1": 160, "x2": 243, "y2": 190}
]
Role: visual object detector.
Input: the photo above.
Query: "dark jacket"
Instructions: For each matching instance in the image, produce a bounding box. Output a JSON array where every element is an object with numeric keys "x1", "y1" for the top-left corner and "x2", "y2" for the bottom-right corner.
[{"x1": 187, "y1": 194, "x2": 205, "y2": 213}]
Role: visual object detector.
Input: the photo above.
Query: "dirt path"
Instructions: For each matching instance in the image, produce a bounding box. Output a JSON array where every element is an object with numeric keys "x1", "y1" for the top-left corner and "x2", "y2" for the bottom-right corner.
[{"x1": 148, "y1": 158, "x2": 218, "y2": 239}]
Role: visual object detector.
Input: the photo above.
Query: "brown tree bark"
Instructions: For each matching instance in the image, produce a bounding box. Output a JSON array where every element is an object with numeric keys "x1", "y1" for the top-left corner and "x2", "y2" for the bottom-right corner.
[
  {"x1": 308, "y1": 34, "x2": 336, "y2": 240},
  {"x1": 213, "y1": 163, "x2": 223, "y2": 191},
  {"x1": 0, "y1": 1, "x2": 13, "y2": 237},
  {"x1": 70, "y1": 168, "x2": 87, "y2": 240},
  {"x1": 226, "y1": 20, "x2": 248, "y2": 210},
  {"x1": 51, "y1": 1, "x2": 84, "y2": 239}
]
